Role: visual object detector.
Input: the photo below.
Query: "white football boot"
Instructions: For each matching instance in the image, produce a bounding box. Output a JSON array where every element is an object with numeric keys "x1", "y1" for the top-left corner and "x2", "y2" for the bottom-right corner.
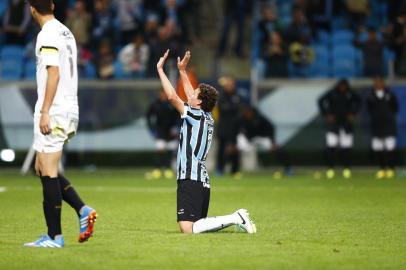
[{"x1": 235, "y1": 209, "x2": 257, "y2": 233}]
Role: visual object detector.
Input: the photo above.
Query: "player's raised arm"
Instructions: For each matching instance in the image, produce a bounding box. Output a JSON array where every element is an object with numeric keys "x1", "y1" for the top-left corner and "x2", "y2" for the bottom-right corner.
[
  {"x1": 157, "y1": 50, "x2": 184, "y2": 115},
  {"x1": 177, "y1": 51, "x2": 195, "y2": 101}
]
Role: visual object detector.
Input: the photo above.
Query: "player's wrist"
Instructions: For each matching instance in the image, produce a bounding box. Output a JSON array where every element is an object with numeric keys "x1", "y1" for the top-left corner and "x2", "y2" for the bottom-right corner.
[{"x1": 40, "y1": 110, "x2": 49, "y2": 115}]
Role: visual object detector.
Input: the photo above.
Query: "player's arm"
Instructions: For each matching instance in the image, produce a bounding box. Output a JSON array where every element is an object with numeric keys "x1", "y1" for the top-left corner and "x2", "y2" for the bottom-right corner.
[
  {"x1": 40, "y1": 66, "x2": 60, "y2": 135},
  {"x1": 177, "y1": 51, "x2": 195, "y2": 101},
  {"x1": 157, "y1": 50, "x2": 184, "y2": 115}
]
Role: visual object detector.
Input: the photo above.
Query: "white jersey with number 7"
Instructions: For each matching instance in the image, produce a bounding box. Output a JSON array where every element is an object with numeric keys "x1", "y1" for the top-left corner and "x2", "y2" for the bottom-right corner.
[{"x1": 34, "y1": 18, "x2": 78, "y2": 117}]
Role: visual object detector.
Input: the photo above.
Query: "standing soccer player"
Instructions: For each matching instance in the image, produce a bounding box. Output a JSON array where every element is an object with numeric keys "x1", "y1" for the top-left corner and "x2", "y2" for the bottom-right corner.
[
  {"x1": 367, "y1": 77, "x2": 399, "y2": 179},
  {"x1": 157, "y1": 50, "x2": 256, "y2": 234},
  {"x1": 24, "y1": 0, "x2": 97, "y2": 248}
]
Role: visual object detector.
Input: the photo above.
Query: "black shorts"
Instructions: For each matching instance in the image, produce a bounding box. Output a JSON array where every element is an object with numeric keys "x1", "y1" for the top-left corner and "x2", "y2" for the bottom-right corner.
[{"x1": 177, "y1": 179, "x2": 210, "y2": 222}]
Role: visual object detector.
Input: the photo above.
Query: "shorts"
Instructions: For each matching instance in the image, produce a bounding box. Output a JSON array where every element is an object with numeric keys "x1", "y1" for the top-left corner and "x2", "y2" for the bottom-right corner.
[
  {"x1": 33, "y1": 113, "x2": 78, "y2": 153},
  {"x1": 177, "y1": 179, "x2": 210, "y2": 222}
]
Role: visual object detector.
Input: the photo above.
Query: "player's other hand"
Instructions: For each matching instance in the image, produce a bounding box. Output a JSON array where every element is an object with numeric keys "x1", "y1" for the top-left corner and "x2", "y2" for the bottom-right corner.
[
  {"x1": 177, "y1": 51, "x2": 191, "y2": 71},
  {"x1": 40, "y1": 113, "x2": 51, "y2": 135},
  {"x1": 157, "y1": 49, "x2": 169, "y2": 70}
]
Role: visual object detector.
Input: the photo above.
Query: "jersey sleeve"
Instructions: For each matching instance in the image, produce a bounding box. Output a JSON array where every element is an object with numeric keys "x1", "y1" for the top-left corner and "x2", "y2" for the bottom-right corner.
[
  {"x1": 181, "y1": 103, "x2": 203, "y2": 122},
  {"x1": 38, "y1": 32, "x2": 61, "y2": 67}
]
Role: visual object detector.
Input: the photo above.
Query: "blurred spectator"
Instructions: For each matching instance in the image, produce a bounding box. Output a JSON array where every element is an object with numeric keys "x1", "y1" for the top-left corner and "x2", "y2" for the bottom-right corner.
[
  {"x1": 289, "y1": 34, "x2": 314, "y2": 77},
  {"x1": 354, "y1": 27, "x2": 384, "y2": 77},
  {"x1": 367, "y1": 77, "x2": 398, "y2": 179},
  {"x1": 53, "y1": 0, "x2": 69, "y2": 23},
  {"x1": 159, "y1": 0, "x2": 188, "y2": 42},
  {"x1": 94, "y1": 40, "x2": 115, "y2": 80},
  {"x1": 262, "y1": 31, "x2": 289, "y2": 78},
  {"x1": 285, "y1": 8, "x2": 311, "y2": 44},
  {"x1": 148, "y1": 23, "x2": 184, "y2": 76},
  {"x1": 2, "y1": 0, "x2": 31, "y2": 45},
  {"x1": 183, "y1": 0, "x2": 202, "y2": 43},
  {"x1": 92, "y1": 0, "x2": 116, "y2": 48},
  {"x1": 257, "y1": 5, "x2": 283, "y2": 46},
  {"x1": 146, "y1": 90, "x2": 179, "y2": 180},
  {"x1": 118, "y1": 34, "x2": 150, "y2": 78},
  {"x1": 318, "y1": 79, "x2": 361, "y2": 179},
  {"x1": 66, "y1": 0, "x2": 92, "y2": 47},
  {"x1": 389, "y1": 9, "x2": 406, "y2": 76},
  {"x1": 345, "y1": 0, "x2": 370, "y2": 30},
  {"x1": 114, "y1": 0, "x2": 144, "y2": 45},
  {"x1": 216, "y1": 76, "x2": 242, "y2": 177},
  {"x1": 237, "y1": 105, "x2": 292, "y2": 176},
  {"x1": 217, "y1": 0, "x2": 251, "y2": 57},
  {"x1": 144, "y1": 13, "x2": 160, "y2": 43},
  {"x1": 304, "y1": 0, "x2": 335, "y2": 33}
]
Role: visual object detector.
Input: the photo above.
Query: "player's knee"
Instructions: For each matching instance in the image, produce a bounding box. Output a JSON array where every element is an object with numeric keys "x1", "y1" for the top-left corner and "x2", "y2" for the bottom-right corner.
[{"x1": 178, "y1": 222, "x2": 194, "y2": 234}]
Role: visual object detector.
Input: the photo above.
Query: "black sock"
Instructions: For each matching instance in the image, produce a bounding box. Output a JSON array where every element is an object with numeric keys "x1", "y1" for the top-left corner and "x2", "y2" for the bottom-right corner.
[
  {"x1": 388, "y1": 150, "x2": 396, "y2": 169},
  {"x1": 58, "y1": 174, "x2": 85, "y2": 216},
  {"x1": 375, "y1": 150, "x2": 385, "y2": 169},
  {"x1": 40, "y1": 176, "x2": 62, "y2": 239},
  {"x1": 340, "y1": 148, "x2": 351, "y2": 168},
  {"x1": 326, "y1": 147, "x2": 336, "y2": 168}
]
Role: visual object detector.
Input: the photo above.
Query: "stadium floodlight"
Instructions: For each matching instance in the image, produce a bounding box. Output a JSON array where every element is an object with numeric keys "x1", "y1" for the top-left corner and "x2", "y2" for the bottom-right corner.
[{"x1": 0, "y1": 149, "x2": 15, "y2": 162}]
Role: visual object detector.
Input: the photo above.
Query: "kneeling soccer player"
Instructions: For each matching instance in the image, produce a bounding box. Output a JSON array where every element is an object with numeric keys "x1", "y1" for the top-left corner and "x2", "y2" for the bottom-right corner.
[
  {"x1": 157, "y1": 50, "x2": 256, "y2": 234},
  {"x1": 24, "y1": 0, "x2": 96, "y2": 248}
]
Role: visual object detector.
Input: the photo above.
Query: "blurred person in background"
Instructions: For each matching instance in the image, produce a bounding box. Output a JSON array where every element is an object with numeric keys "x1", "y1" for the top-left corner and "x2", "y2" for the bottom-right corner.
[
  {"x1": 2, "y1": 0, "x2": 31, "y2": 45},
  {"x1": 114, "y1": 0, "x2": 144, "y2": 45},
  {"x1": 217, "y1": 0, "x2": 251, "y2": 57},
  {"x1": 237, "y1": 105, "x2": 292, "y2": 177},
  {"x1": 66, "y1": 0, "x2": 92, "y2": 48},
  {"x1": 216, "y1": 76, "x2": 242, "y2": 178},
  {"x1": 318, "y1": 79, "x2": 361, "y2": 179},
  {"x1": 389, "y1": 7, "x2": 406, "y2": 76},
  {"x1": 285, "y1": 8, "x2": 312, "y2": 44},
  {"x1": 159, "y1": 0, "x2": 189, "y2": 43},
  {"x1": 354, "y1": 27, "x2": 385, "y2": 77},
  {"x1": 94, "y1": 39, "x2": 115, "y2": 80},
  {"x1": 367, "y1": 77, "x2": 398, "y2": 179},
  {"x1": 146, "y1": 90, "x2": 179, "y2": 180},
  {"x1": 263, "y1": 31, "x2": 289, "y2": 78},
  {"x1": 92, "y1": 0, "x2": 115, "y2": 49},
  {"x1": 345, "y1": 0, "x2": 370, "y2": 30},
  {"x1": 289, "y1": 34, "x2": 314, "y2": 77},
  {"x1": 119, "y1": 34, "x2": 150, "y2": 78},
  {"x1": 257, "y1": 4, "x2": 283, "y2": 47}
]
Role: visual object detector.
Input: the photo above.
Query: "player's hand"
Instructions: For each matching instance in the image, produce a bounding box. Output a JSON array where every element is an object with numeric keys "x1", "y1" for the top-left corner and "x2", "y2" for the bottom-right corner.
[
  {"x1": 157, "y1": 49, "x2": 169, "y2": 71},
  {"x1": 39, "y1": 113, "x2": 51, "y2": 135},
  {"x1": 177, "y1": 51, "x2": 191, "y2": 71}
]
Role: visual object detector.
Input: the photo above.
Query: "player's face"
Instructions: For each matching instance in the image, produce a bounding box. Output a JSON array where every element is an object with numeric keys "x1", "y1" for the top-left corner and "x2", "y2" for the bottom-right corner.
[{"x1": 189, "y1": 88, "x2": 202, "y2": 108}]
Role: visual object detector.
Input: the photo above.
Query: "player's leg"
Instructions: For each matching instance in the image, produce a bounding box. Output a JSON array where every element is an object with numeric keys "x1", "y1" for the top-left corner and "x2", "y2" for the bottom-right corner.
[
  {"x1": 339, "y1": 129, "x2": 353, "y2": 179},
  {"x1": 385, "y1": 136, "x2": 396, "y2": 178},
  {"x1": 325, "y1": 131, "x2": 338, "y2": 178},
  {"x1": 372, "y1": 137, "x2": 386, "y2": 179}
]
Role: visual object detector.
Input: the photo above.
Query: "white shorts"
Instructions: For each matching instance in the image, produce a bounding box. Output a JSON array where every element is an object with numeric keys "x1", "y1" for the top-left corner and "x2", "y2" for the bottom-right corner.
[
  {"x1": 371, "y1": 137, "x2": 396, "y2": 151},
  {"x1": 33, "y1": 113, "x2": 78, "y2": 153},
  {"x1": 326, "y1": 129, "x2": 353, "y2": 148}
]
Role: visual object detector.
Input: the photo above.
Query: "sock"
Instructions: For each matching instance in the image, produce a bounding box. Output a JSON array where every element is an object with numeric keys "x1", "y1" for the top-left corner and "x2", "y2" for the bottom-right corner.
[
  {"x1": 58, "y1": 174, "x2": 85, "y2": 216},
  {"x1": 376, "y1": 150, "x2": 385, "y2": 169},
  {"x1": 40, "y1": 176, "x2": 62, "y2": 239},
  {"x1": 340, "y1": 148, "x2": 351, "y2": 168},
  {"x1": 192, "y1": 213, "x2": 240, "y2": 234},
  {"x1": 326, "y1": 147, "x2": 336, "y2": 168},
  {"x1": 388, "y1": 150, "x2": 396, "y2": 169}
]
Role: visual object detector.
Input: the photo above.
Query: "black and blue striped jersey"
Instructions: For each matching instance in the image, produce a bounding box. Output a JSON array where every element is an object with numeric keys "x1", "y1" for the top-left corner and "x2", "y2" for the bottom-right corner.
[{"x1": 177, "y1": 104, "x2": 214, "y2": 184}]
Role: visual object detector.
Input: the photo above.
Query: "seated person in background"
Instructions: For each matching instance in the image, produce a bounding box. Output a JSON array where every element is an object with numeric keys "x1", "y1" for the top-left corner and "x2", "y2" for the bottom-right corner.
[
  {"x1": 263, "y1": 31, "x2": 289, "y2": 78},
  {"x1": 146, "y1": 90, "x2": 179, "y2": 180},
  {"x1": 289, "y1": 34, "x2": 314, "y2": 77},
  {"x1": 367, "y1": 77, "x2": 399, "y2": 179},
  {"x1": 354, "y1": 27, "x2": 385, "y2": 77},
  {"x1": 318, "y1": 79, "x2": 361, "y2": 179},
  {"x1": 285, "y1": 7, "x2": 312, "y2": 44},
  {"x1": 119, "y1": 34, "x2": 150, "y2": 78},
  {"x1": 237, "y1": 106, "x2": 292, "y2": 177},
  {"x1": 66, "y1": 0, "x2": 92, "y2": 48},
  {"x1": 93, "y1": 40, "x2": 115, "y2": 80}
]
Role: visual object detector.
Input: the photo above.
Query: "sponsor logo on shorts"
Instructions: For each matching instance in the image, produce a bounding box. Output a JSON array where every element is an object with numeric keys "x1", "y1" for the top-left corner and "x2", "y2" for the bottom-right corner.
[{"x1": 178, "y1": 209, "x2": 185, "y2": 215}]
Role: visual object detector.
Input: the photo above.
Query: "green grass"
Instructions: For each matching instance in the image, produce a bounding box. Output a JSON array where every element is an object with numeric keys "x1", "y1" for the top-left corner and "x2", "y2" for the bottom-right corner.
[{"x1": 0, "y1": 169, "x2": 405, "y2": 270}]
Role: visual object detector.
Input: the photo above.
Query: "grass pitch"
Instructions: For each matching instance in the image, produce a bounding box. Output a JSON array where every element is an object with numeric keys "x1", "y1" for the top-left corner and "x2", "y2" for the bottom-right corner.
[{"x1": 0, "y1": 169, "x2": 405, "y2": 270}]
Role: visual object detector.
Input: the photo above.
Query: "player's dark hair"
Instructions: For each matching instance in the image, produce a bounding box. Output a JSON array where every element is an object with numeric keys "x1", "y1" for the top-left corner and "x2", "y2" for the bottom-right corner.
[
  {"x1": 27, "y1": 0, "x2": 54, "y2": 15},
  {"x1": 198, "y1": 83, "x2": 219, "y2": 112}
]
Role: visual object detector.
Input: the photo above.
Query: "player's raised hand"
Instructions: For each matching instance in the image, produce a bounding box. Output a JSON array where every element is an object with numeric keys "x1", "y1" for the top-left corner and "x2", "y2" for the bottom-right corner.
[
  {"x1": 157, "y1": 49, "x2": 169, "y2": 70},
  {"x1": 177, "y1": 51, "x2": 191, "y2": 71}
]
